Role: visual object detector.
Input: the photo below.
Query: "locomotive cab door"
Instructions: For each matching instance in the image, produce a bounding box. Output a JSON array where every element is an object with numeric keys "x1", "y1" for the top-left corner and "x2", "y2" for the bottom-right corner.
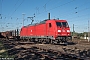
[{"x1": 46, "y1": 23, "x2": 53, "y2": 39}]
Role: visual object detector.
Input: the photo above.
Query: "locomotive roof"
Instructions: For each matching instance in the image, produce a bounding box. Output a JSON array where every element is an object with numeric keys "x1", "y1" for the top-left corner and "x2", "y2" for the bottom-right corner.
[
  {"x1": 24, "y1": 19, "x2": 48, "y2": 27},
  {"x1": 24, "y1": 19, "x2": 67, "y2": 27}
]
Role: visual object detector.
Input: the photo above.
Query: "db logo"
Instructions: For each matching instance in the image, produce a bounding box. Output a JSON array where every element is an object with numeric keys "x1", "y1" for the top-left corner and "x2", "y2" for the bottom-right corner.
[{"x1": 63, "y1": 30, "x2": 65, "y2": 32}]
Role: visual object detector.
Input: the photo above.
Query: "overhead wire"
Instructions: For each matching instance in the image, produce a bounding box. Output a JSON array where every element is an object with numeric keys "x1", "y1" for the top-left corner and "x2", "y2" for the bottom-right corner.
[
  {"x1": 60, "y1": 1, "x2": 90, "y2": 17},
  {"x1": 1, "y1": 0, "x2": 24, "y2": 22},
  {"x1": 53, "y1": 0, "x2": 90, "y2": 26},
  {"x1": 35, "y1": 0, "x2": 52, "y2": 23},
  {"x1": 66, "y1": 7, "x2": 90, "y2": 22},
  {"x1": 10, "y1": 0, "x2": 24, "y2": 17},
  {"x1": 35, "y1": 0, "x2": 75, "y2": 19},
  {"x1": 0, "y1": 0, "x2": 3, "y2": 19},
  {"x1": 34, "y1": 0, "x2": 89, "y2": 31},
  {"x1": 1, "y1": 0, "x2": 90, "y2": 32},
  {"x1": 3, "y1": 0, "x2": 25, "y2": 30},
  {"x1": 8, "y1": 0, "x2": 19, "y2": 16}
]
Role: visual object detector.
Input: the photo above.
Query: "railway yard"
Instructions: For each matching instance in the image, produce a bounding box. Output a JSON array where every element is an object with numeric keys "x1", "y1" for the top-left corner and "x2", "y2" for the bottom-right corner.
[
  {"x1": 1, "y1": 0, "x2": 90, "y2": 60},
  {"x1": 0, "y1": 38, "x2": 90, "y2": 60}
]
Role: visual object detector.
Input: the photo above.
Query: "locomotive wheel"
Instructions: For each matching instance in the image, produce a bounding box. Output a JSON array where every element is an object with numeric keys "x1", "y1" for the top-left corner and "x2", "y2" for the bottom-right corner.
[
  {"x1": 50, "y1": 39, "x2": 53, "y2": 44},
  {"x1": 50, "y1": 40, "x2": 55, "y2": 44},
  {"x1": 46, "y1": 39, "x2": 50, "y2": 44}
]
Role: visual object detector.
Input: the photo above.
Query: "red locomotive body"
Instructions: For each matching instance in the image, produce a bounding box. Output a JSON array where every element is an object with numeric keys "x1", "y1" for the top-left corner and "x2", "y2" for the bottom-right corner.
[{"x1": 20, "y1": 19, "x2": 71, "y2": 44}]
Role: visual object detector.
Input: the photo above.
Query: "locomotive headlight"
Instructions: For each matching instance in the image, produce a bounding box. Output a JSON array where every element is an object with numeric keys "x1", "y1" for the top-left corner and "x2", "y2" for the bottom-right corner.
[
  {"x1": 58, "y1": 30, "x2": 61, "y2": 32},
  {"x1": 67, "y1": 30, "x2": 70, "y2": 32}
]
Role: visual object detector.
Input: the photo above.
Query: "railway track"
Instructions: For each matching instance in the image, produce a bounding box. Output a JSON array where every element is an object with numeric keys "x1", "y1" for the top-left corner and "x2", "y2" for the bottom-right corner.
[
  {"x1": 7, "y1": 46, "x2": 84, "y2": 60},
  {"x1": 0, "y1": 39, "x2": 90, "y2": 60}
]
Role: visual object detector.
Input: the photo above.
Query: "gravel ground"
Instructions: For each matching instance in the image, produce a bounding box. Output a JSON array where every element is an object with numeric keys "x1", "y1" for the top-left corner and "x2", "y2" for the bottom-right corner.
[
  {"x1": 14, "y1": 39, "x2": 90, "y2": 52},
  {"x1": 1, "y1": 39, "x2": 90, "y2": 60}
]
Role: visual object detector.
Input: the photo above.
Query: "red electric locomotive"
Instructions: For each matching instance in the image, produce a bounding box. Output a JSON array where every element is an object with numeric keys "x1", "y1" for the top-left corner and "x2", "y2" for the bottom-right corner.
[{"x1": 20, "y1": 19, "x2": 72, "y2": 44}]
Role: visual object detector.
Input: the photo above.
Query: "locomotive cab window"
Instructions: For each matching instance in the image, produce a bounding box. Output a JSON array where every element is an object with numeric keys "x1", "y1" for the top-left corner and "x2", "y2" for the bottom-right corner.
[
  {"x1": 56, "y1": 22, "x2": 69, "y2": 27},
  {"x1": 49, "y1": 23, "x2": 52, "y2": 27},
  {"x1": 62, "y1": 22, "x2": 69, "y2": 27},
  {"x1": 56, "y1": 22, "x2": 62, "y2": 27}
]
